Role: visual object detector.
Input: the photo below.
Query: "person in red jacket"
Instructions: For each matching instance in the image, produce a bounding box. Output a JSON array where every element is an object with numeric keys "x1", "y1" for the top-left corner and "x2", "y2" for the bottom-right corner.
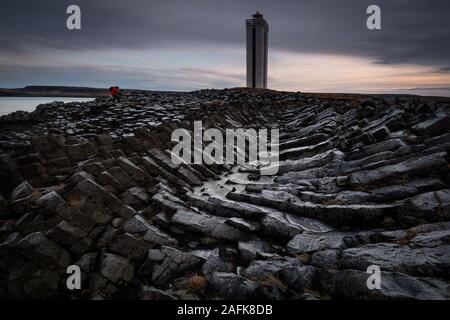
[{"x1": 109, "y1": 86, "x2": 121, "y2": 102}]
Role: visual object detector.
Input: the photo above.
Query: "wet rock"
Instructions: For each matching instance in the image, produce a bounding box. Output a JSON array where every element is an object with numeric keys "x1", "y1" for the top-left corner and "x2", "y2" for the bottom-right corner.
[
  {"x1": 151, "y1": 246, "x2": 202, "y2": 286},
  {"x1": 349, "y1": 153, "x2": 448, "y2": 187},
  {"x1": 410, "y1": 230, "x2": 450, "y2": 247},
  {"x1": 413, "y1": 114, "x2": 450, "y2": 136},
  {"x1": 123, "y1": 215, "x2": 151, "y2": 234},
  {"x1": 111, "y1": 217, "x2": 125, "y2": 228},
  {"x1": 83, "y1": 162, "x2": 106, "y2": 176},
  {"x1": 207, "y1": 272, "x2": 257, "y2": 300},
  {"x1": 287, "y1": 232, "x2": 349, "y2": 253},
  {"x1": 75, "y1": 252, "x2": 98, "y2": 273},
  {"x1": 310, "y1": 250, "x2": 340, "y2": 269},
  {"x1": 35, "y1": 191, "x2": 95, "y2": 232},
  {"x1": 108, "y1": 233, "x2": 149, "y2": 262},
  {"x1": 121, "y1": 136, "x2": 143, "y2": 154},
  {"x1": 328, "y1": 269, "x2": 450, "y2": 300},
  {"x1": 0, "y1": 193, "x2": 8, "y2": 218},
  {"x1": 99, "y1": 253, "x2": 134, "y2": 284},
  {"x1": 96, "y1": 171, "x2": 126, "y2": 193},
  {"x1": 225, "y1": 217, "x2": 260, "y2": 232},
  {"x1": 171, "y1": 209, "x2": 244, "y2": 241},
  {"x1": 238, "y1": 240, "x2": 277, "y2": 263},
  {"x1": 152, "y1": 189, "x2": 188, "y2": 214},
  {"x1": 148, "y1": 148, "x2": 179, "y2": 171},
  {"x1": 77, "y1": 179, "x2": 135, "y2": 219},
  {"x1": 138, "y1": 249, "x2": 165, "y2": 276},
  {"x1": 347, "y1": 139, "x2": 406, "y2": 161},
  {"x1": 65, "y1": 141, "x2": 95, "y2": 161},
  {"x1": 71, "y1": 171, "x2": 94, "y2": 185},
  {"x1": 147, "y1": 248, "x2": 166, "y2": 262},
  {"x1": 120, "y1": 187, "x2": 150, "y2": 208},
  {"x1": 19, "y1": 162, "x2": 49, "y2": 187},
  {"x1": 243, "y1": 259, "x2": 316, "y2": 293},
  {"x1": 46, "y1": 220, "x2": 88, "y2": 249},
  {"x1": 370, "y1": 185, "x2": 418, "y2": 202},
  {"x1": 177, "y1": 166, "x2": 203, "y2": 186},
  {"x1": 141, "y1": 156, "x2": 190, "y2": 189},
  {"x1": 202, "y1": 255, "x2": 234, "y2": 275},
  {"x1": 10, "y1": 181, "x2": 33, "y2": 201},
  {"x1": 400, "y1": 190, "x2": 450, "y2": 222},
  {"x1": 15, "y1": 232, "x2": 71, "y2": 270},
  {"x1": 340, "y1": 243, "x2": 450, "y2": 278},
  {"x1": 117, "y1": 157, "x2": 151, "y2": 183},
  {"x1": 109, "y1": 166, "x2": 134, "y2": 189},
  {"x1": 188, "y1": 193, "x2": 266, "y2": 219},
  {"x1": 143, "y1": 225, "x2": 179, "y2": 247},
  {"x1": 0, "y1": 154, "x2": 23, "y2": 194},
  {"x1": 262, "y1": 212, "x2": 325, "y2": 239},
  {"x1": 140, "y1": 286, "x2": 177, "y2": 300},
  {"x1": 95, "y1": 134, "x2": 115, "y2": 147},
  {"x1": 23, "y1": 268, "x2": 60, "y2": 300}
]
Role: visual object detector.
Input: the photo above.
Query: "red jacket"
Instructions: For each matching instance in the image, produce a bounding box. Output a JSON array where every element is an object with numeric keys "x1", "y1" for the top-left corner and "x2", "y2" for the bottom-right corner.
[{"x1": 111, "y1": 87, "x2": 120, "y2": 96}]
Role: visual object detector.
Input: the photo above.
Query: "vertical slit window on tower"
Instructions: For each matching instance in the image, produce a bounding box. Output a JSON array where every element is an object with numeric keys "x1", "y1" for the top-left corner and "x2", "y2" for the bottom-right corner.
[
  {"x1": 252, "y1": 27, "x2": 256, "y2": 88},
  {"x1": 264, "y1": 29, "x2": 268, "y2": 87}
]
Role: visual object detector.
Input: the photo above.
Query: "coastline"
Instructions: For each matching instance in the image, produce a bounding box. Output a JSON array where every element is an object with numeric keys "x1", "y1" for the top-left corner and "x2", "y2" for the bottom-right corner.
[{"x1": 0, "y1": 86, "x2": 110, "y2": 98}]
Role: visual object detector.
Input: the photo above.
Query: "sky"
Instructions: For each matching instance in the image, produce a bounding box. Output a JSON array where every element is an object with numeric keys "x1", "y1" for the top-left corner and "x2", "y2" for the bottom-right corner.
[{"x1": 1, "y1": 0, "x2": 450, "y2": 96}]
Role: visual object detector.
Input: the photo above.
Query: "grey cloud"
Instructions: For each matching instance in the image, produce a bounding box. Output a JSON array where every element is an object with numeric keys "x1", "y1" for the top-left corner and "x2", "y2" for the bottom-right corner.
[
  {"x1": 1, "y1": 0, "x2": 449, "y2": 83},
  {"x1": 0, "y1": 63, "x2": 241, "y2": 91},
  {"x1": 179, "y1": 68, "x2": 245, "y2": 81}
]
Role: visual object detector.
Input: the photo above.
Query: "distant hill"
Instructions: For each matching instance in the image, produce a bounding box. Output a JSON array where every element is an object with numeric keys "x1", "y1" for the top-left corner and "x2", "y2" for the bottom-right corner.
[{"x1": 0, "y1": 86, "x2": 110, "y2": 97}]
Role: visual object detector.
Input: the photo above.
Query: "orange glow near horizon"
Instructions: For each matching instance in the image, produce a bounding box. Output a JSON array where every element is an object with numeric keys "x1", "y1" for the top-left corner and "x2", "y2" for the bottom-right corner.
[
  {"x1": 268, "y1": 51, "x2": 450, "y2": 94},
  {"x1": 1, "y1": 46, "x2": 450, "y2": 95}
]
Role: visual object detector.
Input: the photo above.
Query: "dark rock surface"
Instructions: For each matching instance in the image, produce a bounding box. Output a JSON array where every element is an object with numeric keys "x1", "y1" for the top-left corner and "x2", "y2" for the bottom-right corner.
[{"x1": 0, "y1": 89, "x2": 449, "y2": 300}]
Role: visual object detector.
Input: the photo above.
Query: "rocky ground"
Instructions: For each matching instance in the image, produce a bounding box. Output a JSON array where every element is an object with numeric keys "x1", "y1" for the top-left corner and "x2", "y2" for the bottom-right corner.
[{"x1": 0, "y1": 89, "x2": 449, "y2": 300}]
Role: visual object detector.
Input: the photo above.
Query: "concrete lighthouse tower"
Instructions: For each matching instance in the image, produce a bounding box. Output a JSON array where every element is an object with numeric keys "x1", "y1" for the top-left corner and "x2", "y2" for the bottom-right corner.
[{"x1": 246, "y1": 11, "x2": 269, "y2": 89}]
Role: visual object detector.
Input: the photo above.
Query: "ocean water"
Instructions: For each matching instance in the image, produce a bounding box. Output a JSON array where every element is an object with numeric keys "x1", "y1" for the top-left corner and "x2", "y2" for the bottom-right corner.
[{"x1": 0, "y1": 97, "x2": 95, "y2": 115}]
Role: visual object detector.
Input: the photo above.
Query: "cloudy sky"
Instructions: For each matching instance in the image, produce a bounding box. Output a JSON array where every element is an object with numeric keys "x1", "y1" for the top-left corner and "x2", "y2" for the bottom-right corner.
[{"x1": 1, "y1": 0, "x2": 450, "y2": 95}]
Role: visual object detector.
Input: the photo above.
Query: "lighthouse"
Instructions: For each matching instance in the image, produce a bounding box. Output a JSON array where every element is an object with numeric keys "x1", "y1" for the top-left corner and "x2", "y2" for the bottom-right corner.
[{"x1": 246, "y1": 11, "x2": 269, "y2": 89}]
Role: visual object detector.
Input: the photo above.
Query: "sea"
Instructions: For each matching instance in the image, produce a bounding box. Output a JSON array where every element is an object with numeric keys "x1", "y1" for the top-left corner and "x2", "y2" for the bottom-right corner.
[{"x1": 0, "y1": 97, "x2": 95, "y2": 115}]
